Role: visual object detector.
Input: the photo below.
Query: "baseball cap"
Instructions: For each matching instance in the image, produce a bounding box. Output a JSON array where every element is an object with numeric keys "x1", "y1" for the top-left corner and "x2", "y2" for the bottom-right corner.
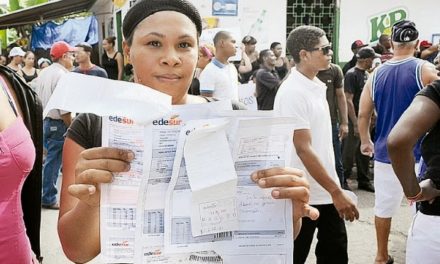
[
  {"x1": 420, "y1": 40, "x2": 432, "y2": 48},
  {"x1": 50, "y1": 41, "x2": 76, "y2": 59},
  {"x1": 9, "y1": 47, "x2": 25, "y2": 57},
  {"x1": 351, "y1": 40, "x2": 368, "y2": 50},
  {"x1": 356, "y1": 47, "x2": 381, "y2": 59},
  {"x1": 392, "y1": 20, "x2": 419, "y2": 42}
]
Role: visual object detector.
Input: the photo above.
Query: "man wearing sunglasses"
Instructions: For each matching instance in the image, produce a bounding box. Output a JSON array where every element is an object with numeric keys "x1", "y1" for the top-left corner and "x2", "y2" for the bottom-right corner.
[{"x1": 274, "y1": 25, "x2": 359, "y2": 264}]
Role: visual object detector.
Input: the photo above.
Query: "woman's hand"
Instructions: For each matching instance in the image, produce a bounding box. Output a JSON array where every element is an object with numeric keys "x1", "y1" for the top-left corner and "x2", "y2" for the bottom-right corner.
[
  {"x1": 251, "y1": 167, "x2": 319, "y2": 238},
  {"x1": 67, "y1": 147, "x2": 134, "y2": 207}
]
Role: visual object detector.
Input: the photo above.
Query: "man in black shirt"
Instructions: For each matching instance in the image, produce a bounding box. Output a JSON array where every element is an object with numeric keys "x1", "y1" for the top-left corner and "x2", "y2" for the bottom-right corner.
[
  {"x1": 342, "y1": 40, "x2": 368, "y2": 75},
  {"x1": 255, "y1": 49, "x2": 281, "y2": 110},
  {"x1": 343, "y1": 47, "x2": 378, "y2": 192}
]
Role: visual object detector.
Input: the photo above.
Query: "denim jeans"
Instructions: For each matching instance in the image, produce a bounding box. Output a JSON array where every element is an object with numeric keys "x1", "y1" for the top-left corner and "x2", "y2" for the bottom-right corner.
[
  {"x1": 42, "y1": 118, "x2": 67, "y2": 206},
  {"x1": 332, "y1": 123, "x2": 344, "y2": 186}
]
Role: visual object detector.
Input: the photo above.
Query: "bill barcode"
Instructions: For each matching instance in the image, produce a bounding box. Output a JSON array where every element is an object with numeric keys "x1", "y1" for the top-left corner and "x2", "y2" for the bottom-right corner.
[
  {"x1": 189, "y1": 253, "x2": 223, "y2": 263},
  {"x1": 213, "y1": 231, "x2": 233, "y2": 239}
]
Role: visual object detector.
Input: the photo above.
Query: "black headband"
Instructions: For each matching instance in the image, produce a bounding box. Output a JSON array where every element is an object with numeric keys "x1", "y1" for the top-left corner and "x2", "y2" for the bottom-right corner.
[
  {"x1": 123, "y1": 0, "x2": 203, "y2": 40},
  {"x1": 392, "y1": 20, "x2": 419, "y2": 43}
]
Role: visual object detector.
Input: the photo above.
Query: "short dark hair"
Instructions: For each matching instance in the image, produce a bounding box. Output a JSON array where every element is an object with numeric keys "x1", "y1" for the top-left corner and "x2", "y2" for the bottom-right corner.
[
  {"x1": 259, "y1": 49, "x2": 271, "y2": 63},
  {"x1": 270, "y1": 42, "x2": 281, "y2": 50},
  {"x1": 213, "y1": 31, "x2": 232, "y2": 46},
  {"x1": 75, "y1": 42, "x2": 93, "y2": 53},
  {"x1": 286, "y1": 25, "x2": 326, "y2": 64}
]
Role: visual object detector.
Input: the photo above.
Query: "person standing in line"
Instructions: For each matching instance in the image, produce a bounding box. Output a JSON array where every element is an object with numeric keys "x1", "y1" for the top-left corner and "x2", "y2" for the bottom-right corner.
[
  {"x1": 342, "y1": 40, "x2": 368, "y2": 75},
  {"x1": 101, "y1": 36, "x2": 124, "y2": 80},
  {"x1": 34, "y1": 41, "x2": 76, "y2": 210},
  {"x1": 270, "y1": 42, "x2": 291, "y2": 80},
  {"x1": 255, "y1": 49, "x2": 281, "y2": 110},
  {"x1": 73, "y1": 42, "x2": 108, "y2": 78},
  {"x1": 239, "y1": 35, "x2": 259, "y2": 83},
  {"x1": 19, "y1": 51, "x2": 39, "y2": 83},
  {"x1": 317, "y1": 63, "x2": 349, "y2": 188},
  {"x1": 199, "y1": 31, "x2": 239, "y2": 101},
  {"x1": 343, "y1": 47, "x2": 377, "y2": 193},
  {"x1": 358, "y1": 20, "x2": 439, "y2": 264},
  {"x1": 274, "y1": 25, "x2": 359, "y2": 264},
  {"x1": 7, "y1": 47, "x2": 25, "y2": 73}
]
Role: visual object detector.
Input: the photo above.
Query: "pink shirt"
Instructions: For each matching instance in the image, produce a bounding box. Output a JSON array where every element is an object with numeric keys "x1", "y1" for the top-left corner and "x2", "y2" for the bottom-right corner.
[{"x1": 0, "y1": 117, "x2": 36, "y2": 263}]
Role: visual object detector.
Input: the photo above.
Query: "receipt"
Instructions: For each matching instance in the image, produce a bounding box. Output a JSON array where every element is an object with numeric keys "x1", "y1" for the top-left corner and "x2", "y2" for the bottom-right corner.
[
  {"x1": 43, "y1": 72, "x2": 172, "y2": 124},
  {"x1": 184, "y1": 122, "x2": 239, "y2": 236}
]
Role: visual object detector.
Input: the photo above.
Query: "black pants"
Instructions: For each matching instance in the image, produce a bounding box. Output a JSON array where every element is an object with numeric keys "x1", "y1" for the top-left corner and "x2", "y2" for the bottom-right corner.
[
  {"x1": 342, "y1": 122, "x2": 371, "y2": 185},
  {"x1": 294, "y1": 204, "x2": 348, "y2": 264}
]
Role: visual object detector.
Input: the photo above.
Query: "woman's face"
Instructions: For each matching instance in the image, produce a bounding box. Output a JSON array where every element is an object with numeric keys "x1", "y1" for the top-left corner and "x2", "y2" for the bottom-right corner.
[
  {"x1": 245, "y1": 43, "x2": 256, "y2": 53},
  {"x1": 24, "y1": 53, "x2": 35, "y2": 67},
  {"x1": 272, "y1": 44, "x2": 283, "y2": 57},
  {"x1": 103, "y1": 39, "x2": 112, "y2": 51},
  {"x1": 125, "y1": 11, "x2": 198, "y2": 104}
]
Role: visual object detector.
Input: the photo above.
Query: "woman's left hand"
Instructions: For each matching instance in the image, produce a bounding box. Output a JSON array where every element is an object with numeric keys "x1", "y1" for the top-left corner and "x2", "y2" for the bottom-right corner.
[{"x1": 251, "y1": 167, "x2": 319, "y2": 238}]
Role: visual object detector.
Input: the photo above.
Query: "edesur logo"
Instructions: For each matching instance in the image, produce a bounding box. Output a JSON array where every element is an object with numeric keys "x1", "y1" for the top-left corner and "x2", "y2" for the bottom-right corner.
[
  {"x1": 152, "y1": 114, "x2": 182, "y2": 126},
  {"x1": 369, "y1": 8, "x2": 407, "y2": 43}
]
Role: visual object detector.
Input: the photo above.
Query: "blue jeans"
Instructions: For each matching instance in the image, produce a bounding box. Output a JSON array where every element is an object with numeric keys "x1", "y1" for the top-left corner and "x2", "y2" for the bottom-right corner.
[
  {"x1": 42, "y1": 118, "x2": 67, "y2": 206},
  {"x1": 332, "y1": 123, "x2": 344, "y2": 186}
]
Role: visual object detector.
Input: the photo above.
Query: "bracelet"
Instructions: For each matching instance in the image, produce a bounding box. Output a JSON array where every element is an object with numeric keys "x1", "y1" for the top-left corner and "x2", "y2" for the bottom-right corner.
[{"x1": 407, "y1": 188, "x2": 423, "y2": 205}]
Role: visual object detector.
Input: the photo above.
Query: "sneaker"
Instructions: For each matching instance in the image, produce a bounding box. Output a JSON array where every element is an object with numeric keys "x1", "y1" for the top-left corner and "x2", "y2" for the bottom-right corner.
[{"x1": 358, "y1": 182, "x2": 375, "y2": 193}]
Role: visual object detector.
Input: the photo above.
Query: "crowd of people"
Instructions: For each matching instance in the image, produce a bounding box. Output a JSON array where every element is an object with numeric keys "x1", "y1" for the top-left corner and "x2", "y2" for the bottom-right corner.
[{"x1": 1, "y1": 0, "x2": 440, "y2": 263}]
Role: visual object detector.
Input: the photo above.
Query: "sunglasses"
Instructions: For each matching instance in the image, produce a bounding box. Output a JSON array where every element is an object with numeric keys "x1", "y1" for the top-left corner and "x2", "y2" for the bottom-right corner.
[{"x1": 308, "y1": 44, "x2": 332, "y2": 55}]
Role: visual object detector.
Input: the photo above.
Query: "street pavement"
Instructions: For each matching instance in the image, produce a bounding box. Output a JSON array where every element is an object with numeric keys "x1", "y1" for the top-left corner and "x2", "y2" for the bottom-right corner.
[{"x1": 40, "y1": 179, "x2": 413, "y2": 264}]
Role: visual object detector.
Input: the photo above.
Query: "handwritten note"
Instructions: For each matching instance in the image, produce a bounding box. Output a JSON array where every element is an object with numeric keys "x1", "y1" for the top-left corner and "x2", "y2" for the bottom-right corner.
[{"x1": 184, "y1": 120, "x2": 239, "y2": 236}]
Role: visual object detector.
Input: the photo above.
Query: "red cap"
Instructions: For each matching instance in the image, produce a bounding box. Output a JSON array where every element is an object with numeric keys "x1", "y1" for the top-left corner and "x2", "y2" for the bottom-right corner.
[
  {"x1": 50, "y1": 41, "x2": 76, "y2": 59},
  {"x1": 420, "y1": 40, "x2": 432, "y2": 48},
  {"x1": 351, "y1": 40, "x2": 368, "y2": 50}
]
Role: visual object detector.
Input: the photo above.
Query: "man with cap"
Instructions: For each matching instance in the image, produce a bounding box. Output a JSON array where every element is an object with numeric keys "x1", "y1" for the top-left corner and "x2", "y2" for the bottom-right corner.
[
  {"x1": 358, "y1": 20, "x2": 439, "y2": 264},
  {"x1": 420, "y1": 40, "x2": 439, "y2": 63},
  {"x1": 34, "y1": 40, "x2": 76, "y2": 210},
  {"x1": 6, "y1": 46, "x2": 25, "y2": 72},
  {"x1": 342, "y1": 47, "x2": 378, "y2": 193},
  {"x1": 73, "y1": 42, "x2": 107, "y2": 78},
  {"x1": 342, "y1": 40, "x2": 368, "y2": 75}
]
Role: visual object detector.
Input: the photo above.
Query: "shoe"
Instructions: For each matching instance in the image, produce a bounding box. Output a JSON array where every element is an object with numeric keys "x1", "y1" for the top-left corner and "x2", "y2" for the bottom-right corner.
[
  {"x1": 386, "y1": 255, "x2": 394, "y2": 264},
  {"x1": 42, "y1": 203, "x2": 59, "y2": 210},
  {"x1": 358, "y1": 182, "x2": 375, "y2": 192},
  {"x1": 342, "y1": 182, "x2": 352, "y2": 191}
]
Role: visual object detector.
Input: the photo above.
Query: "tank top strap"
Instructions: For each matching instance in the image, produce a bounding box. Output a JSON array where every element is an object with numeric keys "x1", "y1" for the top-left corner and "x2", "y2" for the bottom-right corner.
[{"x1": 0, "y1": 75, "x2": 18, "y2": 116}]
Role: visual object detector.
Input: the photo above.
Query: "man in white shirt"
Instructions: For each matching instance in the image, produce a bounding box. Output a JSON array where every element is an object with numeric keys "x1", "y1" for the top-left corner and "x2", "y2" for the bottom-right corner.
[
  {"x1": 199, "y1": 31, "x2": 239, "y2": 101},
  {"x1": 35, "y1": 41, "x2": 76, "y2": 209},
  {"x1": 273, "y1": 25, "x2": 359, "y2": 264}
]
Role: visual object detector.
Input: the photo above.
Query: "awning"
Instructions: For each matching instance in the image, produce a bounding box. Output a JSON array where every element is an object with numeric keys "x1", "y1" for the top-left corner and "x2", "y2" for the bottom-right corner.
[{"x1": 0, "y1": 0, "x2": 103, "y2": 30}]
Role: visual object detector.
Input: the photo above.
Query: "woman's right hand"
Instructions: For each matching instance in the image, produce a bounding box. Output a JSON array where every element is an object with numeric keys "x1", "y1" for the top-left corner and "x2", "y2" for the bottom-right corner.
[{"x1": 67, "y1": 147, "x2": 134, "y2": 207}]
